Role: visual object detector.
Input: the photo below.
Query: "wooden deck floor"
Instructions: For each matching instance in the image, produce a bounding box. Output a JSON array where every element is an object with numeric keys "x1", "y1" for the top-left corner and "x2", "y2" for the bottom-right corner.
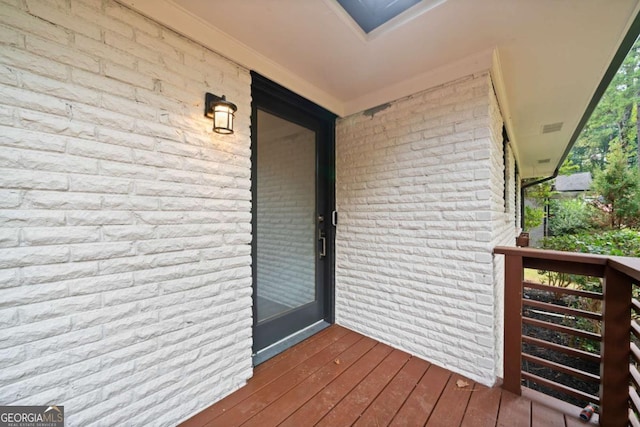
[{"x1": 180, "y1": 325, "x2": 591, "y2": 427}]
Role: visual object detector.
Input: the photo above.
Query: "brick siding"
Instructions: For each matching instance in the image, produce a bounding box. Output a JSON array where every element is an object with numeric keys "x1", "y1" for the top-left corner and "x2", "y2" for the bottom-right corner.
[
  {"x1": 335, "y1": 73, "x2": 517, "y2": 385},
  {"x1": 0, "y1": 1, "x2": 253, "y2": 425}
]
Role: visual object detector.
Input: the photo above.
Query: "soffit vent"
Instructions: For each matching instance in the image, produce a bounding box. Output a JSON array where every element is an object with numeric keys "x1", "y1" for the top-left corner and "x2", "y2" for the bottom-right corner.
[
  {"x1": 542, "y1": 122, "x2": 563, "y2": 134},
  {"x1": 538, "y1": 158, "x2": 551, "y2": 164}
]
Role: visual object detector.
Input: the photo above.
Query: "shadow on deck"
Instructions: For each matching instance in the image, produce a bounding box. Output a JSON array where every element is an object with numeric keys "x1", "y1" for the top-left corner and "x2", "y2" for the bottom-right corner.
[{"x1": 180, "y1": 325, "x2": 594, "y2": 427}]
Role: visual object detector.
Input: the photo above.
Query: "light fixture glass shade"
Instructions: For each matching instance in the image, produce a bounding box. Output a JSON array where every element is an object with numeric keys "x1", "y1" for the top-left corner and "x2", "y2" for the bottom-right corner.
[
  {"x1": 204, "y1": 93, "x2": 237, "y2": 134},
  {"x1": 213, "y1": 103, "x2": 235, "y2": 134}
]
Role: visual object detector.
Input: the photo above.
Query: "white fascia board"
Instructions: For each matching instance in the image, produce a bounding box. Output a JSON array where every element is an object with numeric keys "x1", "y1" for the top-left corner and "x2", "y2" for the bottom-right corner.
[{"x1": 491, "y1": 48, "x2": 521, "y2": 173}]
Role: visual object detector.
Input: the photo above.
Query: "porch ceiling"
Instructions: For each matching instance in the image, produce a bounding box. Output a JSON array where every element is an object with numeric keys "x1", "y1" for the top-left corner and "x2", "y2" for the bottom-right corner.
[{"x1": 121, "y1": 0, "x2": 640, "y2": 178}]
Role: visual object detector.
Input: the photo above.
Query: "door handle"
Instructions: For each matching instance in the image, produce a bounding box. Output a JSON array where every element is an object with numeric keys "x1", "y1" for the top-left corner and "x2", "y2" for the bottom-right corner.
[
  {"x1": 319, "y1": 230, "x2": 326, "y2": 258},
  {"x1": 317, "y1": 214, "x2": 326, "y2": 259}
]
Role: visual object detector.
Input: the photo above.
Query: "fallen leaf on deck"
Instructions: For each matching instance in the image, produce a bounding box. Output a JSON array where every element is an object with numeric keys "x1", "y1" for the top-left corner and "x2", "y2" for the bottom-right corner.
[
  {"x1": 334, "y1": 359, "x2": 340, "y2": 365},
  {"x1": 456, "y1": 379, "x2": 469, "y2": 388}
]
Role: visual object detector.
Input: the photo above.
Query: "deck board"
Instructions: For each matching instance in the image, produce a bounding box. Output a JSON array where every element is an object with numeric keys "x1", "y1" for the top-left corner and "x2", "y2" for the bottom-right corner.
[
  {"x1": 181, "y1": 325, "x2": 349, "y2": 427},
  {"x1": 497, "y1": 391, "x2": 532, "y2": 427},
  {"x1": 389, "y1": 363, "x2": 450, "y2": 426},
  {"x1": 460, "y1": 384, "x2": 502, "y2": 427},
  {"x1": 425, "y1": 373, "x2": 475, "y2": 427},
  {"x1": 314, "y1": 348, "x2": 411, "y2": 426},
  {"x1": 532, "y1": 400, "x2": 566, "y2": 427},
  {"x1": 280, "y1": 342, "x2": 392, "y2": 427},
  {"x1": 353, "y1": 356, "x2": 430, "y2": 427},
  {"x1": 181, "y1": 324, "x2": 588, "y2": 427},
  {"x1": 241, "y1": 336, "x2": 377, "y2": 427},
  {"x1": 205, "y1": 331, "x2": 361, "y2": 427},
  {"x1": 253, "y1": 325, "x2": 342, "y2": 376}
]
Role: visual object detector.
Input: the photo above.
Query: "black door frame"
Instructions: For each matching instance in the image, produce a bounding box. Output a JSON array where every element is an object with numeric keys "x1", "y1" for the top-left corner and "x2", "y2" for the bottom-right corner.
[{"x1": 250, "y1": 72, "x2": 336, "y2": 361}]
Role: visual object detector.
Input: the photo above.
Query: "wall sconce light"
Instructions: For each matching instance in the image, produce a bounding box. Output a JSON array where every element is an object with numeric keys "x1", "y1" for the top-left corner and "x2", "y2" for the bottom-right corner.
[{"x1": 204, "y1": 92, "x2": 237, "y2": 134}]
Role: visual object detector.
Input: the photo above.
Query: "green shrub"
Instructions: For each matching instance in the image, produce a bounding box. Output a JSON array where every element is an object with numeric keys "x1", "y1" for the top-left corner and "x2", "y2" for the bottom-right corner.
[
  {"x1": 547, "y1": 198, "x2": 593, "y2": 236},
  {"x1": 542, "y1": 228, "x2": 640, "y2": 257},
  {"x1": 540, "y1": 229, "x2": 640, "y2": 292},
  {"x1": 540, "y1": 229, "x2": 640, "y2": 343}
]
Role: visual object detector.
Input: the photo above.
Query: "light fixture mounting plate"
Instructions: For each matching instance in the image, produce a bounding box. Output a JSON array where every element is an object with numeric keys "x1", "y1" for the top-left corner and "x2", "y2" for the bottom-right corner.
[{"x1": 204, "y1": 92, "x2": 224, "y2": 118}]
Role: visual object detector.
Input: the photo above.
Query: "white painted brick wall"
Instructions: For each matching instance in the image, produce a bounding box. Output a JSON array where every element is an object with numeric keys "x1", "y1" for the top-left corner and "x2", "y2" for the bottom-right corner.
[
  {"x1": 256, "y1": 124, "x2": 316, "y2": 310},
  {"x1": 488, "y1": 85, "x2": 519, "y2": 380},
  {"x1": 0, "y1": 0, "x2": 253, "y2": 425},
  {"x1": 335, "y1": 72, "x2": 517, "y2": 385}
]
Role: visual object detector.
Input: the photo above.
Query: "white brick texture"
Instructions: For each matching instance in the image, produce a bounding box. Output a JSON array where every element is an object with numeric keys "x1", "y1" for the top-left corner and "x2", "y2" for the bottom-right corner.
[
  {"x1": 489, "y1": 86, "x2": 519, "y2": 380},
  {"x1": 335, "y1": 72, "x2": 517, "y2": 385},
  {"x1": 0, "y1": 1, "x2": 253, "y2": 425}
]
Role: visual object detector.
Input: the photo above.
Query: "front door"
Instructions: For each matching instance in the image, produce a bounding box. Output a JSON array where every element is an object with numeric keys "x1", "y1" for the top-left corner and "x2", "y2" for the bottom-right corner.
[{"x1": 251, "y1": 73, "x2": 336, "y2": 363}]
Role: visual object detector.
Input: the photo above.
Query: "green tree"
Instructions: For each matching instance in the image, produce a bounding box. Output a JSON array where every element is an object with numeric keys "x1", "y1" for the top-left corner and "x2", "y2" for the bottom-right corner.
[
  {"x1": 568, "y1": 38, "x2": 640, "y2": 172},
  {"x1": 558, "y1": 159, "x2": 580, "y2": 176},
  {"x1": 591, "y1": 141, "x2": 640, "y2": 228},
  {"x1": 523, "y1": 180, "x2": 554, "y2": 232},
  {"x1": 524, "y1": 205, "x2": 544, "y2": 231}
]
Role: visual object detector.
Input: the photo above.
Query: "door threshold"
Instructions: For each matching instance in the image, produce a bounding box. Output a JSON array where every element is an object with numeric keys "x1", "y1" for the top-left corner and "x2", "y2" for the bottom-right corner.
[{"x1": 252, "y1": 320, "x2": 331, "y2": 366}]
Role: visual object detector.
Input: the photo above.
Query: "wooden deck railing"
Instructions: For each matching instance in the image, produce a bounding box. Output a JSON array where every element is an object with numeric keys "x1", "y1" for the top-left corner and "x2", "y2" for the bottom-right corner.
[{"x1": 494, "y1": 247, "x2": 640, "y2": 427}]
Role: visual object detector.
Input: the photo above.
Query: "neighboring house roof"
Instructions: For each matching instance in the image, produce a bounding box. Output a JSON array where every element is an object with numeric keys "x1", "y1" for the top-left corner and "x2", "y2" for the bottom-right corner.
[
  {"x1": 126, "y1": 0, "x2": 640, "y2": 178},
  {"x1": 555, "y1": 172, "x2": 593, "y2": 192}
]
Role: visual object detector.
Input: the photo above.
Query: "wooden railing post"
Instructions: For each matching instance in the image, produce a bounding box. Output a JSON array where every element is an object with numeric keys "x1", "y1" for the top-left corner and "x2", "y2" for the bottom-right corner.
[
  {"x1": 600, "y1": 264, "x2": 632, "y2": 427},
  {"x1": 504, "y1": 253, "x2": 523, "y2": 395}
]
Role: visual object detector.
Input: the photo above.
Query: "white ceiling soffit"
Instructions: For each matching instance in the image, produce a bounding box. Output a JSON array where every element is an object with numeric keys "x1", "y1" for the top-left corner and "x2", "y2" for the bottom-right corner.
[
  {"x1": 324, "y1": 0, "x2": 449, "y2": 42},
  {"x1": 121, "y1": 0, "x2": 640, "y2": 178}
]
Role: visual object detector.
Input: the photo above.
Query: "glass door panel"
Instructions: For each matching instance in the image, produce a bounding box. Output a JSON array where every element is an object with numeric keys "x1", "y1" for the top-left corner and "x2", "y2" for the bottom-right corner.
[{"x1": 256, "y1": 110, "x2": 317, "y2": 322}]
